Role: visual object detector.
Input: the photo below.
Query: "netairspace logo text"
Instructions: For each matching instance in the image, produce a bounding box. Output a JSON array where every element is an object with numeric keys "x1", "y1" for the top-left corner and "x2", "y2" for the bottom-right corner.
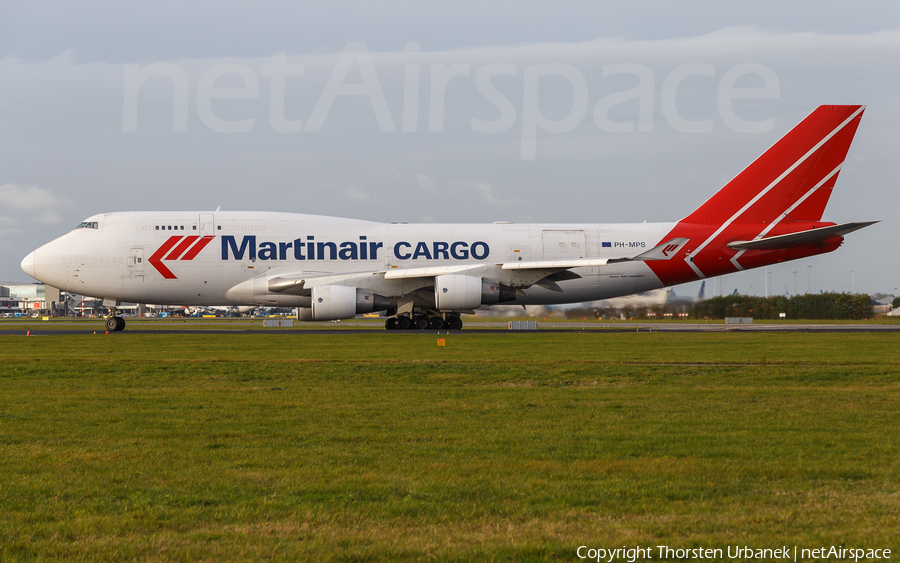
[
  {"x1": 121, "y1": 43, "x2": 780, "y2": 160},
  {"x1": 576, "y1": 545, "x2": 892, "y2": 562}
]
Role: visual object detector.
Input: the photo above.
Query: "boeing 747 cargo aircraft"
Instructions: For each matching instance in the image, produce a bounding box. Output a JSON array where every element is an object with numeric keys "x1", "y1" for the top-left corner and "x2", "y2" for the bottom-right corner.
[{"x1": 21, "y1": 105, "x2": 875, "y2": 331}]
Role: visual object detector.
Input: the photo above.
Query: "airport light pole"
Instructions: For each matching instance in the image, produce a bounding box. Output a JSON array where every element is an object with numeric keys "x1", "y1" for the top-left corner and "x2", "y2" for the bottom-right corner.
[{"x1": 807, "y1": 265, "x2": 812, "y2": 294}]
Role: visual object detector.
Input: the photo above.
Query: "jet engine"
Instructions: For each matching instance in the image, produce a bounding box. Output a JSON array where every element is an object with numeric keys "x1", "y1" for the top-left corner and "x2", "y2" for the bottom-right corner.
[
  {"x1": 433, "y1": 275, "x2": 516, "y2": 310},
  {"x1": 299, "y1": 285, "x2": 390, "y2": 321}
]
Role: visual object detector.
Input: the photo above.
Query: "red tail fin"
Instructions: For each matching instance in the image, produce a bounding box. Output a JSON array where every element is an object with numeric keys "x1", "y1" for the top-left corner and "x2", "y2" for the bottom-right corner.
[
  {"x1": 646, "y1": 105, "x2": 867, "y2": 286},
  {"x1": 683, "y1": 105, "x2": 865, "y2": 225}
]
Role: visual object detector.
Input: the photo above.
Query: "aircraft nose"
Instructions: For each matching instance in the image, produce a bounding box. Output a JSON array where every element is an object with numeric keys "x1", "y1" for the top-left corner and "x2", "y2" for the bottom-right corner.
[{"x1": 21, "y1": 251, "x2": 36, "y2": 278}]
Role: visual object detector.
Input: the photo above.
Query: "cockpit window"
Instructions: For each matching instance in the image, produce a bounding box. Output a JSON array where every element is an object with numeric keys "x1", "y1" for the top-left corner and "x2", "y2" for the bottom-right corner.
[{"x1": 75, "y1": 221, "x2": 99, "y2": 229}]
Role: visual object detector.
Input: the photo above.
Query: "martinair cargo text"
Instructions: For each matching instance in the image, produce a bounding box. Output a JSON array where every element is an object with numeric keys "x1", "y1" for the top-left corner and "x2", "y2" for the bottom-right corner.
[{"x1": 21, "y1": 105, "x2": 876, "y2": 331}]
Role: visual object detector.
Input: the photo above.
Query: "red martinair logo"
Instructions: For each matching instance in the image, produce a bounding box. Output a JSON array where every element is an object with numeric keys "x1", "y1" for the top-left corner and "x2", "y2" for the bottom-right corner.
[
  {"x1": 149, "y1": 235, "x2": 215, "y2": 279},
  {"x1": 661, "y1": 243, "x2": 680, "y2": 257}
]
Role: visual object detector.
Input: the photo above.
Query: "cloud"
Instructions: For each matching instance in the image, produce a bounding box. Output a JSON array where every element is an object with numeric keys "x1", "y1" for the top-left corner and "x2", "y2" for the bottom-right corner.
[
  {"x1": 342, "y1": 185, "x2": 370, "y2": 201},
  {"x1": 1, "y1": 27, "x2": 899, "y2": 292},
  {"x1": 471, "y1": 181, "x2": 499, "y2": 204},
  {"x1": 416, "y1": 174, "x2": 437, "y2": 192},
  {"x1": 0, "y1": 183, "x2": 62, "y2": 212},
  {"x1": 0, "y1": 184, "x2": 67, "y2": 232}
]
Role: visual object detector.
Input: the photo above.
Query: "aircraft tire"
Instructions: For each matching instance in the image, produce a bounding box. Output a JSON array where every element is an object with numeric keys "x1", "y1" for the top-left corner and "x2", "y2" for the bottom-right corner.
[
  {"x1": 385, "y1": 317, "x2": 398, "y2": 330},
  {"x1": 414, "y1": 316, "x2": 429, "y2": 330},
  {"x1": 447, "y1": 316, "x2": 463, "y2": 330},
  {"x1": 116, "y1": 317, "x2": 126, "y2": 331},
  {"x1": 429, "y1": 317, "x2": 445, "y2": 330},
  {"x1": 396, "y1": 316, "x2": 412, "y2": 330}
]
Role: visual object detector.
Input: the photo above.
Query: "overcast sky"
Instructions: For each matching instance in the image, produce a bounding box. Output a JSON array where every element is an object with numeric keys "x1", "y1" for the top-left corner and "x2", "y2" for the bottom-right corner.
[{"x1": 2, "y1": 1, "x2": 899, "y2": 298}]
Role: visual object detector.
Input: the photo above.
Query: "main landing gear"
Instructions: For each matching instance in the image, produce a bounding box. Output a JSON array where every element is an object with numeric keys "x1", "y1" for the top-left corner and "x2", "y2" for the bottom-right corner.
[
  {"x1": 385, "y1": 313, "x2": 463, "y2": 330},
  {"x1": 105, "y1": 308, "x2": 126, "y2": 332}
]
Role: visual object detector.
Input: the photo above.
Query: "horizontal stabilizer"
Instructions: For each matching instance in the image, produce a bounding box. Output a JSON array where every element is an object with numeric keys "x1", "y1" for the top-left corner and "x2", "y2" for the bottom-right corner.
[{"x1": 727, "y1": 221, "x2": 877, "y2": 251}]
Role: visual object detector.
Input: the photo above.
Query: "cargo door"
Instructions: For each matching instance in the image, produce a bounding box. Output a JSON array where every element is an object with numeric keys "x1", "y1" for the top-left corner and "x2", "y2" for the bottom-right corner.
[{"x1": 541, "y1": 230, "x2": 586, "y2": 259}]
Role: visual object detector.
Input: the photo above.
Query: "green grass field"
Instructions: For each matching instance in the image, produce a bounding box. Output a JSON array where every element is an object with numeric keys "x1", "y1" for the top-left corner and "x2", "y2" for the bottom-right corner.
[{"x1": 2, "y1": 332, "x2": 899, "y2": 561}]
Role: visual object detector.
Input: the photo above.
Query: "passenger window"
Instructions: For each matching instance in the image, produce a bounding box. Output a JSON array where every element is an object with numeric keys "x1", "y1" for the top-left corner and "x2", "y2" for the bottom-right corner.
[
  {"x1": 192, "y1": 225, "x2": 197, "y2": 230},
  {"x1": 155, "y1": 226, "x2": 159, "y2": 230}
]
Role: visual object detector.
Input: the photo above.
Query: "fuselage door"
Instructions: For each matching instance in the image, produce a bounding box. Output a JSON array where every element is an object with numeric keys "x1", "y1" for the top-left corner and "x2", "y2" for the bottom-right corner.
[
  {"x1": 128, "y1": 247, "x2": 144, "y2": 275},
  {"x1": 200, "y1": 213, "x2": 215, "y2": 236}
]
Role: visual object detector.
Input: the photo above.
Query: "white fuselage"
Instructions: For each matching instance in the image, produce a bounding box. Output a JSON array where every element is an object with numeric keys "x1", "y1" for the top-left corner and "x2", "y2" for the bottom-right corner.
[{"x1": 23, "y1": 211, "x2": 675, "y2": 307}]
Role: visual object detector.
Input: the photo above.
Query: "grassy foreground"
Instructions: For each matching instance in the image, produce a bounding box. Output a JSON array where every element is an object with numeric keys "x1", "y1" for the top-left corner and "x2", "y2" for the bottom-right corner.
[{"x1": 1, "y1": 332, "x2": 899, "y2": 561}]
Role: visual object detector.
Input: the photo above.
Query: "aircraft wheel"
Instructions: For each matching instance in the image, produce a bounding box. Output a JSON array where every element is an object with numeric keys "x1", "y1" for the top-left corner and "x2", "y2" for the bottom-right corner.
[
  {"x1": 116, "y1": 317, "x2": 126, "y2": 331},
  {"x1": 429, "y1": 317, "x2": 445, "y2": 330},
  {"x1": 385, "y1": 317, "x2": 398, "y2": 330},
  {"x1": 447, "y1": 316, "x2": 463, "y2": 330},
  {"x1": 106, "y1": 317, "x2": 123, "y2": 332},
  {"x1": 396, "y1": 316, "x2": 412, "y2": 330},
  {"x1": 414, "y1": 316, "x2": 430, "y2": 330}
]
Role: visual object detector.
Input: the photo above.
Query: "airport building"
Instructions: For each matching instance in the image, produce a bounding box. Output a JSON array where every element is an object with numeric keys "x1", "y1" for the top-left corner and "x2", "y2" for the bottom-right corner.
[
  {"x1": 0, "y1": 282, "x2": 143, "y2": 317},
  {"x1": 0, "y1": 282, "x2": 248, "y2": 318},
  {"x1": 0, "y1": 282, "x2": 63, "y2": 316}
]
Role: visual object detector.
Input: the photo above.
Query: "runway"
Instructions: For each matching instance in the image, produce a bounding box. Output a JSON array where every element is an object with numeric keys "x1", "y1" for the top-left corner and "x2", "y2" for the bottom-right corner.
[{"x1": 2, "y1": 319, "x2": 898, "y2": 336}]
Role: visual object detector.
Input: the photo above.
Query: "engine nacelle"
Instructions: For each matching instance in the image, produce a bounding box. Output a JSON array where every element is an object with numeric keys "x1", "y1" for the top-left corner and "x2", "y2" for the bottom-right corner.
[
  {"x1": 307, "y1": 285, "x2": 390, "y2": 321},
  {"x1": 434, "y1": 275, "x2": 516, "y2": 310}
]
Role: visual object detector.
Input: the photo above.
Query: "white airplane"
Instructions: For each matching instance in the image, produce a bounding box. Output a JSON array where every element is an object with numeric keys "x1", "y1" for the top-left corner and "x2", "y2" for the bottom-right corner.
[{"x1": 21, "y1": 105, "x2": 876, "y2": 332}]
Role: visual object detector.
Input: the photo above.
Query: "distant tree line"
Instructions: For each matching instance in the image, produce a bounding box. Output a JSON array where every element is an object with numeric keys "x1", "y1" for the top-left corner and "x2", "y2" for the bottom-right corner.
[
  {"x1": 559, "y1": 292, "x2": 875, "y2": 320},
  {"x1": 689, "y1": 292, "x2": 873, "y2": 320}
]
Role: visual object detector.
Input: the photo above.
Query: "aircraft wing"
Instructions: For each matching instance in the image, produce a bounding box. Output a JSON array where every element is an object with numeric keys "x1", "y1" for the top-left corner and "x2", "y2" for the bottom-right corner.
[
  {"x1": 500, "y1": 237, "x2": 691, "y2": 270},
  {"x1": 267, "y1": 271, "x2": 381, "y2": 294},
  {"x1": 264, "y1": 237, "x2": 692, "y2": 297},
  {"x1": 726, "y1": 222, "x2": 877, "y2": 251},
  {"x1": 267, "y1": 265, "x2": 493, "y2": 291},
  {"x1": 383, "y1": 264, "x2": 490, "y2": 279}
]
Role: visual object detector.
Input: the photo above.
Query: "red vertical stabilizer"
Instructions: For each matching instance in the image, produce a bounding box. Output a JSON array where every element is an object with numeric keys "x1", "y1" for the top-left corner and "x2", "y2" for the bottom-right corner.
[{"x1": 648, "y1": 105, "x2": 866, "y2": 285}]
